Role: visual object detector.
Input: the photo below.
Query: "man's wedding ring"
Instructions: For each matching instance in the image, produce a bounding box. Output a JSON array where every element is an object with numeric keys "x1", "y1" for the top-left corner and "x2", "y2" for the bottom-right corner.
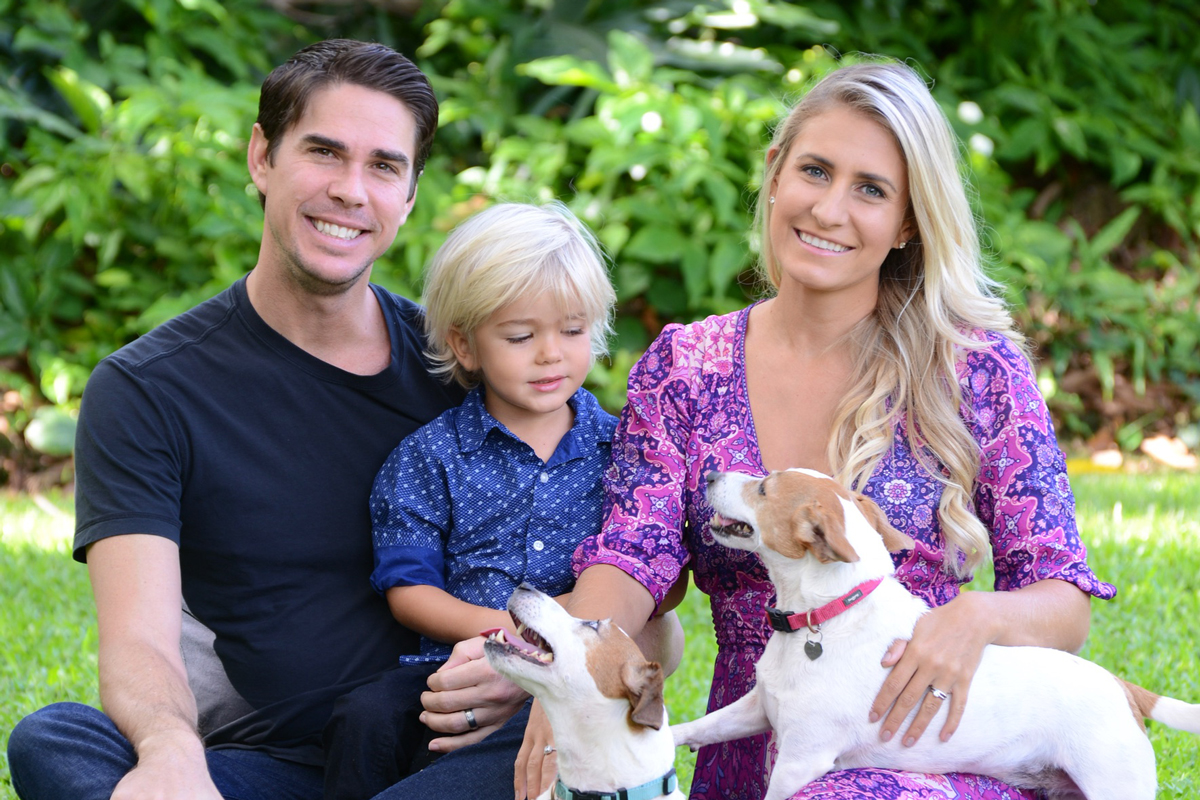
[{"x1": 464, "y1": 708, "x2": 479, "y2": 730}]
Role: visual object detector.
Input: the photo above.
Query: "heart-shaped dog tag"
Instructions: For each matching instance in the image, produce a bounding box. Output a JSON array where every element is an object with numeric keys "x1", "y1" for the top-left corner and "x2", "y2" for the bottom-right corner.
[{"x1": 804, "y1": 640, "x2": 823, "y2": 660}]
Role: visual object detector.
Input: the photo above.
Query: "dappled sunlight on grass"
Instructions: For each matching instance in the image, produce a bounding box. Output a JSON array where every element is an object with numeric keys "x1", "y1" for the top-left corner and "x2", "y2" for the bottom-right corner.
[
  {"x1": 1071, "y1": 472, "x2": 1200, "y2": 550},
  {"x1": 1, "y1": 491, "x2": 75, "y2": 553}
]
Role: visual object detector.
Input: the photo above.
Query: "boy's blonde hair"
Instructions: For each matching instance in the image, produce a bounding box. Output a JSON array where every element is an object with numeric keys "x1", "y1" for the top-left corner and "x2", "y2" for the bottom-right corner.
[
  {"x1": 754, "y1": 59, "x2": 1025, "y2": 577},
  {"x1": 423, "y1": 202, "x2": 616, "y2": 389}
]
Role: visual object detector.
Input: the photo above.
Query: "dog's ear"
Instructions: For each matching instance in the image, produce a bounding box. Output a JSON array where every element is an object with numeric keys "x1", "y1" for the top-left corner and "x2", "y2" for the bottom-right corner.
[
  {"x1": 621, "y1": 659, "x2": 666, "y2": 730},
  {"x1": 794, "y1": 500, "x2": 859, "y2": 563},
  {"x1": 852, "y1": 492, "x2": 914, "y2": 553}
]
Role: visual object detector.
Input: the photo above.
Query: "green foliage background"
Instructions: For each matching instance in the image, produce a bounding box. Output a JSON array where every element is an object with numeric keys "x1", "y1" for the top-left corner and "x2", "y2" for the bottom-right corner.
[{"x1": 3, "y1": 0, "x2": 1200, "y2": 487}]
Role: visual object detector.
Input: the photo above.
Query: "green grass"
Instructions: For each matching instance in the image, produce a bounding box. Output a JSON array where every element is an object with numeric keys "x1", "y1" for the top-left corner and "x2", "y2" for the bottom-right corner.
[{"x1": 2, "y1": 473, "x2": 1198, "y2": 799}]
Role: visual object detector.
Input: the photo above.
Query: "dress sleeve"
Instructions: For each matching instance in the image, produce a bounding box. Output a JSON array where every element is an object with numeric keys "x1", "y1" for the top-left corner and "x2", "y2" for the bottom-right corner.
[
  {"x1": 572, "y1": 325, "x2": 695, "y2": 608},
  {"x1": 369, "y1": 431, "x2": 451, "y2": 595},
  {"x1": 966, "y1": 335, "x2": 1116, "y2": 599}
]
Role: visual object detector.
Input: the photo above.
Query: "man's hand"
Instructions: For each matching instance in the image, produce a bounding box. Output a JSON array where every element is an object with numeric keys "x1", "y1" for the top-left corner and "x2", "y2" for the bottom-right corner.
[
  {"x1": 420, "y1": 636, "x2": 528, "y2": 752},
  {"x1": 111, "y1": 730, "x2": 222, "y2": 800}
]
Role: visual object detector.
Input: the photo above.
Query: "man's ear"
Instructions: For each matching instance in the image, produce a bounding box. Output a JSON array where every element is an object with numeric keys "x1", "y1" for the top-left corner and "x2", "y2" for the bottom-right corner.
[
  {"x1": 446, "y1": 326, "x2": 477, "y2": 373},
  {"x1": 397, "y1": 170, "x2": 420, "y2": 227},
  {"x1": 247, "y1": 123, "x2": 271, "y2": 198}
]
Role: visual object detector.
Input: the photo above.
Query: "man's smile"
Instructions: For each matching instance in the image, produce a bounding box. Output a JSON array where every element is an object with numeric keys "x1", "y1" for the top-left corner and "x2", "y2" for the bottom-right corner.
[{"x1": 311, "y1": 217, "x2": 366, "y2": 241}]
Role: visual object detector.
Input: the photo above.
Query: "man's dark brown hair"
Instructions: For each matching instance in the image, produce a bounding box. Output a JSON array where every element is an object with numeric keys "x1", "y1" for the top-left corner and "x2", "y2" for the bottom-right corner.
[{"x1": 256, "y1": 39, "x2": 438, "y2": 202}]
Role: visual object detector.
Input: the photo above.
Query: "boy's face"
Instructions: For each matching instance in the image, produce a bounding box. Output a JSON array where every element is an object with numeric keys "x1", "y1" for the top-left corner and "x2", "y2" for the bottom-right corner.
[
  {"x1": 248, "y1": 82, "x2": 420, "y2": 295},
  {"x1": 450, "y1": 291, "x2": 592, "y2": 434}
]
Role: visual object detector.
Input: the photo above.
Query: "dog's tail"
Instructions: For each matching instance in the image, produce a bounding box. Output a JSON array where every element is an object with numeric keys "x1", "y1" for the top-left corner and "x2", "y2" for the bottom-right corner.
[{"x1": 1121, "y1": 678, "x2": 1200, "y2": 734}]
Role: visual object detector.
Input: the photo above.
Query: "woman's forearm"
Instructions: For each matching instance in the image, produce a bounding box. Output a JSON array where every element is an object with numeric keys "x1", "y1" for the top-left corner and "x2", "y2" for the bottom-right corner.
[
  {"x1": 971, "y1": 577, "x2": 1092, "y2": 652},
  {"x1": 565, "y1": 564, "x2": 658, "y2": 635}
]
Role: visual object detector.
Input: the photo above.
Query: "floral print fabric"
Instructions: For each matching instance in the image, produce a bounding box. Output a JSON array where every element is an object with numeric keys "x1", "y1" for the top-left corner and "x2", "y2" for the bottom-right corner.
[{"x1": 573, "y1": 306, "x2": 1115, "y2": 800}]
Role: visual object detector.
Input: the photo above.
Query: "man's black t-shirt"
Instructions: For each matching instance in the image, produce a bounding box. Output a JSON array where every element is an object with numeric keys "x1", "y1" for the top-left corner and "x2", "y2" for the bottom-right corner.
[{"x1": 74, "y1": 276, "x2": 462, "y2": 763}]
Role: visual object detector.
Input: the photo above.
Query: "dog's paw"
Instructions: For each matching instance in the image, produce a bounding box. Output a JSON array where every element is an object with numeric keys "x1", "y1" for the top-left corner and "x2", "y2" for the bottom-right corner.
[{"x1": 669, "y1": 723, "x2": 697, "y2": 751}]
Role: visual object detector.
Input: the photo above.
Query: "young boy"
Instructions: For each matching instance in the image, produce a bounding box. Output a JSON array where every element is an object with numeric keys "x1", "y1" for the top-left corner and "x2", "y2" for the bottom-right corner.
[{"x1": 322, "y1": 202, "x2": 618, "y2": 800}]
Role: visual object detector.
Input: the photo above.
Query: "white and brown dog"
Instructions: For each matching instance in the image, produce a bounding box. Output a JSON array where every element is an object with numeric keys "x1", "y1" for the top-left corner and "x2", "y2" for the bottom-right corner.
[
  {"x1": 483, "y1": 584, "x2": 683, "y2": 800},
  {"x1": 671, "y1": 468, "x2": 1200, "y2": 800}
]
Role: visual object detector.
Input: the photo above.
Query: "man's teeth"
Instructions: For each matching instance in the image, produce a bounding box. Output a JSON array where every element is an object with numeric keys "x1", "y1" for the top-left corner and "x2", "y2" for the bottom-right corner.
[
  {"x1": 799, "y1": 231, "x2": 850, "y2": 252},
  {"x1": 313, "y1": 219, "x2": 363, "y2": 240}
]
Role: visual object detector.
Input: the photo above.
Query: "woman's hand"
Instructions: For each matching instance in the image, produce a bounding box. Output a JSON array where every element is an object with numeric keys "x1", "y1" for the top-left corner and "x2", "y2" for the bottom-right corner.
[
  {"x1": 868, "y1": 591, "x2": 991, "y2": 747},
  {"x1": 869, "y1": 579, "x2": 1091, "y2": 747},
  {"x1": 420, "y1": 635, "x2": 529, "y2": 752},
  {"x1": 514, "y1": 700, "x2": 556, "y2": 800}
]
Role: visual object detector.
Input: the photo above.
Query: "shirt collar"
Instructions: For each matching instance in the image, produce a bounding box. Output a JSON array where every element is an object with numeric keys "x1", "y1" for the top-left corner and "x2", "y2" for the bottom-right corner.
[{"x1": 455, "y1": 386, "x2": 612, "y2": 464}]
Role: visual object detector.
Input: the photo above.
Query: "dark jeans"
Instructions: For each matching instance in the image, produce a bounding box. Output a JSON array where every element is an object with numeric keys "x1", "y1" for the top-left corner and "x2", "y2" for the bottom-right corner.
[
  {"x1": 6, "y1": 703, "x2": 323, "y2": 800},
  {"x1": 8, "y1": 699, "x2": 530, "y2": 800},
  {"x1": 322, "y1": 662, "x2": 441, "y2": 800}
]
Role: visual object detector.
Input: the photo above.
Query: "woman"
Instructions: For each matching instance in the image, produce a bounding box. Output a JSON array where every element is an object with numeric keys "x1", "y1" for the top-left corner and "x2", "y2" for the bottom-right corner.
[{"x1": 554, "y1": 59, "x2": 1116, "y2": 800}]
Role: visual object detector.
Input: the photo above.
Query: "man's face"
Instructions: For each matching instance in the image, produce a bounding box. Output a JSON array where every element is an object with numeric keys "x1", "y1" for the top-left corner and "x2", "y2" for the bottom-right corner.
[{"x1": 248, "y1": 82, "x2": 420, "y2": 295}]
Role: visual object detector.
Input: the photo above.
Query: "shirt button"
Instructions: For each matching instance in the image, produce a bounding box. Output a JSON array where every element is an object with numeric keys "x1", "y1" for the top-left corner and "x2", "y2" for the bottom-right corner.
[
  {"x1": 533, "y1": 540, "x2": 545, "y2": 551},
  {"x1": 539, "y1": 472, "x2": 549, "y2": 483}
]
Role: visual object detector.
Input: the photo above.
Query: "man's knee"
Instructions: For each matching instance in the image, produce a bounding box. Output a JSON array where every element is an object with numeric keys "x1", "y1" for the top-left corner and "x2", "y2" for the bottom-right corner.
[{"x1": 8, "y1": 703, "x2": 133, "y2": 800}]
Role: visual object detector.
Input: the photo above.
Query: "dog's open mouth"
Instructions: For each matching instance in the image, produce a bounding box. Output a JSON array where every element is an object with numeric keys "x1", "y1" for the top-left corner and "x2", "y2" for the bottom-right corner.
[
  {"x1": 482, "y1": 613, "x2": 554, "y2": 666},
  {"x1": 709, "y1": 513, "x2": 754, "y2": 538}
]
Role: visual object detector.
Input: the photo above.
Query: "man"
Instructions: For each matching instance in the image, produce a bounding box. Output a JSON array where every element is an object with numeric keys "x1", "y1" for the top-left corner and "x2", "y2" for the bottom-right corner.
[{"x1": 4, "y1": 39, "x2": 513, "y2": 800}]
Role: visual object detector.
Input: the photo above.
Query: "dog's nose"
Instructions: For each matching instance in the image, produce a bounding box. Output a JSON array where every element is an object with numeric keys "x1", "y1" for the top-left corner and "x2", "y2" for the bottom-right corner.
[{"x1": 706, "y1": 471, "x2": 720, "y2": 486}]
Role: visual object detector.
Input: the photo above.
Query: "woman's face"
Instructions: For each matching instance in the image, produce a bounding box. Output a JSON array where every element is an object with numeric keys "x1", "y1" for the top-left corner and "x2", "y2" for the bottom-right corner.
[{"x1": 767, "y1": 104, "x2": 913, "y2": 306}]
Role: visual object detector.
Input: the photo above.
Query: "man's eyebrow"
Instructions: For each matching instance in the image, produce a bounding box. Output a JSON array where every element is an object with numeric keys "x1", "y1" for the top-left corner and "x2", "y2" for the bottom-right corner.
[
  {"x1": 301, "y1": 134, "x2": 347, "y2": 152},
  {"x1": 795, "y1": 151, "x2": 899, "y2": 194},
  {"x1": 300, "y1": 134, "x2": 411, "y2": 168}
]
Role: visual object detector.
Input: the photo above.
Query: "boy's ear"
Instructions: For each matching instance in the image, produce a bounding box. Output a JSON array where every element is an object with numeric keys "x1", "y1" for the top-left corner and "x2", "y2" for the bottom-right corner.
[{"x1": 446, "y1": 326, "x2": 478, "y2": 372}]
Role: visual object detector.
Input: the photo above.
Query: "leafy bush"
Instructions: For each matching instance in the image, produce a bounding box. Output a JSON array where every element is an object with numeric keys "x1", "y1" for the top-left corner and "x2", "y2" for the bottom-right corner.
[{"x1": 2, "y1": 0, "x2": 1199, "y2": 487}]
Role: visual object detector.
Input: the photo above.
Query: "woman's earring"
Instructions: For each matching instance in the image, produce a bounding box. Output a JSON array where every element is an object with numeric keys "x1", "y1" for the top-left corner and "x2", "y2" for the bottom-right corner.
[
  {"x1": 897, "y1": 241, "x2": 907, "y2": 249},
  {"x1": 769, "y1": 196, "x2": 775, "y2": 205}
]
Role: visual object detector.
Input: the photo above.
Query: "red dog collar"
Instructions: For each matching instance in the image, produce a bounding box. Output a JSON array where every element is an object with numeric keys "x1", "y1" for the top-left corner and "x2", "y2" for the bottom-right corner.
[{"x1": 765, "y1": 577, "x2": 883, "y2": 633}]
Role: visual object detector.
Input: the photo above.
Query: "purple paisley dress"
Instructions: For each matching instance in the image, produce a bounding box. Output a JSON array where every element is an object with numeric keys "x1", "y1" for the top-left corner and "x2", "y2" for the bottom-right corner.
[{"x1": 573, "y1": 306, "x2": 1116, "y2": 800}]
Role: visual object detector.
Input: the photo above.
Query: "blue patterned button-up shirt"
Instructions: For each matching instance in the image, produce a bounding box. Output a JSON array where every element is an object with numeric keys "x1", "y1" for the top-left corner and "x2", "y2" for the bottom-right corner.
[{"x1": 370, "y1": 386, "x2": 617, "y2": 661}]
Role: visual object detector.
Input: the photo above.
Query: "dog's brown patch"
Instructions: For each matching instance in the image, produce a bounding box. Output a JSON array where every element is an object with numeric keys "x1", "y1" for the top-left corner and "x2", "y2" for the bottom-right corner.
[
  {"x1": 745, "y1": 472, "x2": 859, "y2": 563},
  {"x1": 585, "y1": 621, "x2": 666, "y2": 731},
  {"x1": 1118, "y1": 676, "x2": 1158, "y2": 732}
]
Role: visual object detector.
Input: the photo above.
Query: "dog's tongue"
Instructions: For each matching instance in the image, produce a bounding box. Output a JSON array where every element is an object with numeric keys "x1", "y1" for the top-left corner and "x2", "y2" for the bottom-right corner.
[
  {"x1": 480, "y1": 627, "x2": 543, "y2": 655},
  {"x1": 712, "y1": 513, "x2": 739, "y2": 527}
]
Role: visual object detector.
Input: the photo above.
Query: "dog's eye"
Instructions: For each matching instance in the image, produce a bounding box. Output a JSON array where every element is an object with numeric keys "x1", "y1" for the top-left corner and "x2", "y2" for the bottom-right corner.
[
  {"x1": 581, "y1": 620, "x2": 600, "y2": 632},
  {"x1": 758, "y1": 482, "x2": 766, "y2": 496}
]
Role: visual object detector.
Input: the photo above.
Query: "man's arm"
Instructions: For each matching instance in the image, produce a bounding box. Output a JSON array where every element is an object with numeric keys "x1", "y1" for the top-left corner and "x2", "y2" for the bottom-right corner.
[{"x1": 88, "y1": 534, "x2": 223, "y2": 800}]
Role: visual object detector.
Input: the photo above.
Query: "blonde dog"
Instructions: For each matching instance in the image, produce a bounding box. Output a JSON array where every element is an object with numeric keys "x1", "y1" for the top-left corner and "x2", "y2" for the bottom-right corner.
[
  {"x1": 671, "y1": 468, "x2": 1200, "y2": 800},
  {"x1": 483, "y1": 584, "x2": 683, "y2": 800}
]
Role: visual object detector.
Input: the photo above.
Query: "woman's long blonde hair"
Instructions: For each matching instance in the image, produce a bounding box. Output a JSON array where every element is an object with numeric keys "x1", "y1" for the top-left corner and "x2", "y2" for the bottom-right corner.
[{"x1": 754, "y1": 59, "x2": 1025, "y2": 576}]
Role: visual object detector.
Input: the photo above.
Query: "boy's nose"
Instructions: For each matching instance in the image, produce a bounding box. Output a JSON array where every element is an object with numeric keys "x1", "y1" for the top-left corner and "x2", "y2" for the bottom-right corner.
[{"x1": 538, "y1": 335, "x2": 563, "y2": 363}]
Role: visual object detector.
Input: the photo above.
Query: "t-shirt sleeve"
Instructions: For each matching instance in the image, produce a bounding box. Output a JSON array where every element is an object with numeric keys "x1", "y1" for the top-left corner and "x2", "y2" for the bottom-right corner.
[
  {"x1": 966, "y1": 335, "x2": 1116, "y2": 600},
  {"x1": 73, "y1": 359, "x2": 186, "y2": 562},
  {"x1": 369, "y1": 431, "x2": 451, "y2": 595},
  {"x1": 572, "y1": 325, "x2": 694, "y2": 608}
]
